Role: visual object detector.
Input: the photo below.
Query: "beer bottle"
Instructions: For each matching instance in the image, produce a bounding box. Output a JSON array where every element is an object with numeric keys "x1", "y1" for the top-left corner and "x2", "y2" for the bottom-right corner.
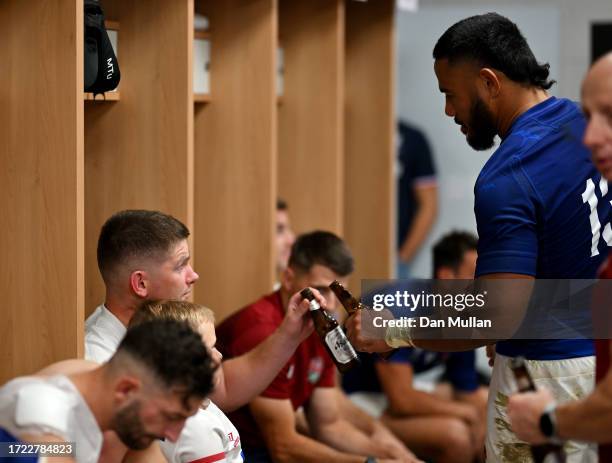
[
  {"x1": 300, "y1": 288, "x2": 360, "y2": 373},
  {"x1": 329, "y1": 280, "x2": 363, "y2": 315},
  {"x1": 510, "y1": 357, "x2": 565, "y2": 463},
  {"x1": 329, "y1": 280, "x2": 395, "y2": 359}
]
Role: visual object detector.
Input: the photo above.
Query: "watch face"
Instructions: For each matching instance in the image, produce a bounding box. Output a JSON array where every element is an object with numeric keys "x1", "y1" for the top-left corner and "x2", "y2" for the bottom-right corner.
[{"x1": 540, "y1": 410, "x2": 555, "y2": 437}]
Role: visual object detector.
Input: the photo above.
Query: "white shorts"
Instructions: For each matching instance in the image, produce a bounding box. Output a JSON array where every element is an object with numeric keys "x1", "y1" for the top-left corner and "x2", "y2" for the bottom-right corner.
[
  {"x1": 348, "y1": 392, "x2": 388, "y2": 418},
  {"x1": 486, "y1": 354, "x2": 597, "y2": 463}
]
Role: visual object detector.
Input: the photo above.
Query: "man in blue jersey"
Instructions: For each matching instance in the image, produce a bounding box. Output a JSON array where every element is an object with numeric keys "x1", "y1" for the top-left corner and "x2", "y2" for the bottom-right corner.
[{"x1": 347, "y1": 13, "x2": 611, "y2": 462}]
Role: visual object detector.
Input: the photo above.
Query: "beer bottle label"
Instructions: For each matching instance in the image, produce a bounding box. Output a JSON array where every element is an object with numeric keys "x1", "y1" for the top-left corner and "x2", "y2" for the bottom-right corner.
[{"x1": 325, "y1": 327, "x2": 358, "y2": 364}]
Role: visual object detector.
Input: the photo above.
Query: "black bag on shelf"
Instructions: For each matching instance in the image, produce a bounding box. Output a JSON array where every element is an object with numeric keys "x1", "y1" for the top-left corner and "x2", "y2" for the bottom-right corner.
[{"x1": 84, "y1": 0, "x2": 120, "y2": 95}]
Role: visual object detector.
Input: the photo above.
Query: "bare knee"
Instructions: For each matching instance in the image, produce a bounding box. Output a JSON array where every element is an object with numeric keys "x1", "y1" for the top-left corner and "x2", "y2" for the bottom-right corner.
[{"x1": 437, "y1": 418, "x2": 473, "y2": 463}]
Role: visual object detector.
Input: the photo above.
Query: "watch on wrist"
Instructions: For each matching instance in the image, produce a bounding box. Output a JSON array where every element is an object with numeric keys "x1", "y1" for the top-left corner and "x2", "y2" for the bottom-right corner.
[
  {"x1": 364, "y1": 457, "x2": 378, "y2": 463},
  {"x1": 539, "y1": 402, "x2": 563, "y2": 444}
]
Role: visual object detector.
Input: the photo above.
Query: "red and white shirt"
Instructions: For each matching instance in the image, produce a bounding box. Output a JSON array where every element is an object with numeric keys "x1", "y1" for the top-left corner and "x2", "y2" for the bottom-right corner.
[{"x1": 160, "y1": 401, "x2": 243, "y2": 463}]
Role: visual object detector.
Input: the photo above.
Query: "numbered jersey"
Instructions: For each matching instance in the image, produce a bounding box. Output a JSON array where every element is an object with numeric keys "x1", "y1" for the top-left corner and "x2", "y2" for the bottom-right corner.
[{"x1": 474, "y1": 97, "x2": 611, "y2": 360}]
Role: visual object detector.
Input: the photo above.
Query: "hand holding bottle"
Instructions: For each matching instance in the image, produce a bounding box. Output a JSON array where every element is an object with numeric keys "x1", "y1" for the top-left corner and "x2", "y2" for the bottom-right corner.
[{"x1": 278, "y1": 289, "x2": 319, "y2": 343}]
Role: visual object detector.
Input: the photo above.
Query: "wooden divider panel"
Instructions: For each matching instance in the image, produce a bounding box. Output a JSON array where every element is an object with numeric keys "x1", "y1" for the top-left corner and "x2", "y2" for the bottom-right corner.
[
  {"x1": 0, "y1": 0, "x2": 84, "y2": 381},
  {"x1": 278, "y1": 0, "x2": 344, "y2": 236},
  {"x1": 194, "y1": 0, "x2": 276, "y2": 320},
  {"x1": 344, "y1": 0, "x2": 395, "y2": 286}
]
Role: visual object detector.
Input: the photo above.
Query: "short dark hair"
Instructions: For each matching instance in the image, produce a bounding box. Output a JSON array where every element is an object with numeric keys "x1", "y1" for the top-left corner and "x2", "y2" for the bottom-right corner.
[
  {"x1": 114, "y1": 319, "x2": 216, "y2": 403},
  {"x1": 277, "y1": 198, "x2": 288, "y2": 211},
  {"x1": 288, "y1": 231, "x2": 354, "y2": 277},
  {"x1": 433, "y1": 12, "x2": 555, "y2": 90},
  {"x1": 432, "y1": 231, "x2": 478, "y2": 278},
  {"x1": 97, "y1": 210, "x2": 190, "y2": 283}
]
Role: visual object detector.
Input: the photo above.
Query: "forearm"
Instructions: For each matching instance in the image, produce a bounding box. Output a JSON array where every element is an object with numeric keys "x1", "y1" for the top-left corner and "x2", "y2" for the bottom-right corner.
[
  {"x1": 455, "y1": 387, "x2": 488, "y2": 415},
  {"x1": 400, "y1": 215, "x2": 436, "y2": 263},
  {"x1": 269, "y1": 432, "x2": 367, "y2": 463},
  {"x1": 337, "y1": 392, "x2": 376, "y2": 434},
  {"x1": 311, "y1": 419, "x2": 384, "y2": 458},
  {"x1": 399, "y1": 188, "x2": 437, "y2": 262},
  {"x1": 211, "y1": 330, "x2": 297, "y2": 411},
  {"x1": 386, "y1": 321, "x2": 492, "y2": 352},
  {"x1": 337, "y1": 399, "x2": 407, "y2": 458},
  {"x1": 387, "y1": 389, "x2": 472, "y2": 419},
  {"x1": 556, "y1": 382, "x2": 612, "y2": 443}
]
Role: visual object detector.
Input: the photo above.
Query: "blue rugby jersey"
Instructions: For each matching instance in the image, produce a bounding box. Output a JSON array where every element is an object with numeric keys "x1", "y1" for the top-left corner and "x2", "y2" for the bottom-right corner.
[{"x1": 474, "y1": 97, "x2": 612, "y2": 360}]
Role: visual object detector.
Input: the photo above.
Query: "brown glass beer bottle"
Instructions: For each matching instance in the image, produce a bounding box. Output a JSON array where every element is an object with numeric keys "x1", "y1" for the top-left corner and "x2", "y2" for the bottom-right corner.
[
  {"x1": 300, "y1": 288, "x2": 360, "y2": 373},
  {"x1": 329, "y1": 280, "x2": 363, "y2": 315},
  {"x1": 329, "y1": 280, "x2": 395, "y2": 359}
]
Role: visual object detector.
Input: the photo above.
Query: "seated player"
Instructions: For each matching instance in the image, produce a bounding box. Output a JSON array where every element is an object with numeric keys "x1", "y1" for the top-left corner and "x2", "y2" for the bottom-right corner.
[
  {"x1": 0, "y1": 320, "x2": 216, "y2": 463},
  {"x1": 218, "y1": 231, "x2": 420, "y2": 463}
]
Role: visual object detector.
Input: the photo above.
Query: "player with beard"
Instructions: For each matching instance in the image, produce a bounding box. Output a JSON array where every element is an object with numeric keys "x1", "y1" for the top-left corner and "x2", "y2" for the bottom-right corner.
[
  {"x1": 0, "y1": 320, "x2": 216, "y2": 463},
  {"x1": 347, "y1": 13, "x2": 610, "y2": 462}
]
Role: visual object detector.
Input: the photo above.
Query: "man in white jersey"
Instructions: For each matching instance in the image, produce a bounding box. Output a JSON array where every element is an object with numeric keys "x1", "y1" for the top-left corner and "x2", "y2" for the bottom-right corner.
[
  {"x1": 0, "y1": 320, "x2": 216, "y2": 463},
  {"x1": 85, "y1": 209, "x2": 199, "y2": 363}
]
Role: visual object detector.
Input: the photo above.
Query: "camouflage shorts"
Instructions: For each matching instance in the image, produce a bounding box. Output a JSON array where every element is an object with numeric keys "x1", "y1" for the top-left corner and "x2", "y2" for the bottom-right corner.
[{"x1": 486, "y1": 354, "x2": 597, "y2": 463}]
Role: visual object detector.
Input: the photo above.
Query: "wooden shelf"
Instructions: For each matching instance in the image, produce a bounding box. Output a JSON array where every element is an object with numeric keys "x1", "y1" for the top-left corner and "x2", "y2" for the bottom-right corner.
[
  {"x1": 194, "y1": 30, "x2": 211, "y2": 40},
  {"x1": 84, "y1": 92, "x2": 120, "y2": 101},
  {"x1": 193, "y1": 93, "x2": 210, "y2": 103},
  {"x1": 105, "y1": 19, "x2": 120, "y2": 31}
]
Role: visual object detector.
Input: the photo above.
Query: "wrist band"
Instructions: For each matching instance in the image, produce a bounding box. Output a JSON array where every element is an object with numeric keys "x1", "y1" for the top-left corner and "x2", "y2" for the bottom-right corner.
[
  {"x1": 540, "y1": 401, "x2": 564, "y2": 445},
  {"x1": 384, "y1": 325, "x2": 415, "y2": 348}
]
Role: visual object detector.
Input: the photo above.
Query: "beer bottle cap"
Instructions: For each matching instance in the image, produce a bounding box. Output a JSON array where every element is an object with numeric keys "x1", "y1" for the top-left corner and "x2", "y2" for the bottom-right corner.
[{"x1": 300, "y1": 288, "x2": 315, "y2": 301}]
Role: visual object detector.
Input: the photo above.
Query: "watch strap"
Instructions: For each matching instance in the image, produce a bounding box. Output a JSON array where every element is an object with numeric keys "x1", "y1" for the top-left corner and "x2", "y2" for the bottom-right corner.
[{"x1": 539, "y1": 402, "x2": 564, "y2": 445}]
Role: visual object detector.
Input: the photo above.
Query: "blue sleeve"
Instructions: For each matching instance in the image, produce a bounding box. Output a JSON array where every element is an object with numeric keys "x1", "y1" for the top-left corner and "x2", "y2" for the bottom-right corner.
[
  {"x1": 445, "y1": 351, "x2": 479, "y2": 393},
  {"x1": 385, "y1": 347, "x2": 415, "y2": 365},
  {"x1": 475, "y1": 157, "x2": 539, "y2": 277}
]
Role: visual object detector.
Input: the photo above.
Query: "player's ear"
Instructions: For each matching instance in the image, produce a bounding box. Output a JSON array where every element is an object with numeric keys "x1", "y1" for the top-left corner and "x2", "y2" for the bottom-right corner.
[
  {"x1": 113, "y1": 376, "x2": 142, "y2": 405},
  {"x1": 281, "y1": 267, "x2": 296, "y2": 292},
  {"x1": 479, "y1": 67, "x2": 501, "y2": 99},
  {"x1": 129, "y1": 270, "x2": 149, "y2": 298}
]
